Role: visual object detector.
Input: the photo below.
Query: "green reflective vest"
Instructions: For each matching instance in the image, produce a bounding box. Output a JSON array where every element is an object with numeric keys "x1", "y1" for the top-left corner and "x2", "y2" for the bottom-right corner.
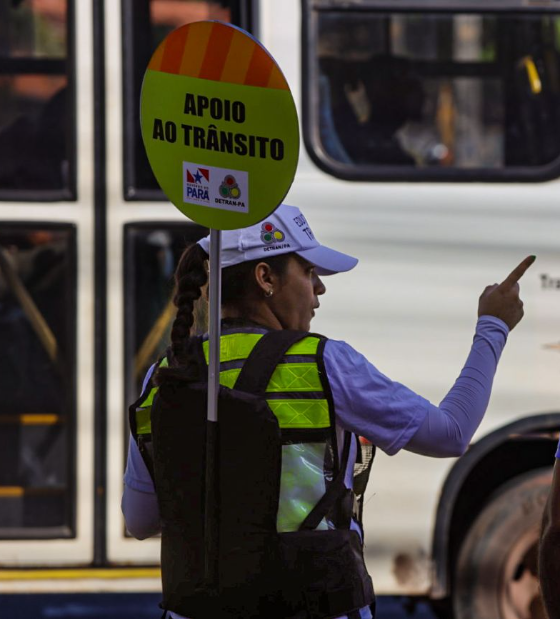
[
  {"x1": 132, "y1": 329, "x2": 335, "y2": 532},
  {"x1": 131, "y1": 328, "x2": 376, "y2": 618}
]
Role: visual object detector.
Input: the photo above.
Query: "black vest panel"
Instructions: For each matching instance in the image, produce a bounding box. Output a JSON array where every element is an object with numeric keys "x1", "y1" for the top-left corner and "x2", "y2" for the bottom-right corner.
[{"x1": 151, "y1": 332, "x2": 375, "y2": 619}]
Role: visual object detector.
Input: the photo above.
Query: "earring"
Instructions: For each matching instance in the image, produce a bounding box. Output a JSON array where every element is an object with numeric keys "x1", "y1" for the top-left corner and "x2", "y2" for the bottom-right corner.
[{"x1": 265, "y1": 289, "x2": 273, "y2": 298}]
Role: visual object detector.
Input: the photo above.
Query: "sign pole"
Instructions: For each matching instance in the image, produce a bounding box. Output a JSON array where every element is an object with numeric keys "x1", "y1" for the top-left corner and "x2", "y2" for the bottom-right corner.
[
  {"x1": 207, "y1": 228, "x2": 222, "y2": 424},
  {"x1": 205, "y1": 228, "x2": 221, "y2": 587}
]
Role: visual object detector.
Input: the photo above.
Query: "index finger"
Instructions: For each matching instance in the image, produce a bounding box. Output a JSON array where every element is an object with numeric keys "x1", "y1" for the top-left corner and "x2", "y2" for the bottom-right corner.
[{"x1": 500, "y1": 255, "x2": 536, "y2": 288}]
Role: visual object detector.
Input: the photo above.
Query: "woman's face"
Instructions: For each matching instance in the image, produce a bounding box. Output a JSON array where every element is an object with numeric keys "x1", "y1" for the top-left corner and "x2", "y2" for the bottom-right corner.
[{"x1": 270, "y1": 255, "x2": 326, "y2": 331}]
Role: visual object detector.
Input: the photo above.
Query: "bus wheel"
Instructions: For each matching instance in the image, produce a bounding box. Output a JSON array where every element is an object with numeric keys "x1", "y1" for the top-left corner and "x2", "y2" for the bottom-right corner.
[{"x1": 452, "y1": 468, "x2": 551, "y2": 619}]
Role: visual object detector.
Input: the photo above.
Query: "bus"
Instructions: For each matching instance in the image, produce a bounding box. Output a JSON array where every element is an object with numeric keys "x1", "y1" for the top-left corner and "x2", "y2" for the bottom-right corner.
[{"x1": 0, "y1": 0, "x2": 559, "y2": 617}]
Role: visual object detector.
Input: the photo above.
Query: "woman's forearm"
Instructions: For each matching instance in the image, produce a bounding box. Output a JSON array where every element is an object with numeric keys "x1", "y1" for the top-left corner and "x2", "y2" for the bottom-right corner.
[{"x1": 406, "y1": 316, "x2": 508, "y2": 457}]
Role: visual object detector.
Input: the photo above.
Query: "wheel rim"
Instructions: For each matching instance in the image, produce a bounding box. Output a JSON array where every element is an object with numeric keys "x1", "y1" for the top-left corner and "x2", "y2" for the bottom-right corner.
[{"x1": 499, "y1": 526, "x2": 545, "y2": 619}]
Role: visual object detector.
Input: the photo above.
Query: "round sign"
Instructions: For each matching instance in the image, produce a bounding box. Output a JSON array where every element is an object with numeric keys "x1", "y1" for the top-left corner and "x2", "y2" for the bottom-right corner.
[{"x1": 140, "y1": 21, "x2": 300, "y2": 230}]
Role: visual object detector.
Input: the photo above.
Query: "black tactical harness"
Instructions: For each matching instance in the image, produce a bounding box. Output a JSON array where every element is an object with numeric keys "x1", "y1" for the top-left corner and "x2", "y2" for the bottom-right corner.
[{"x1": 143, "y1": 329, "x2": 375, "y2": 619}]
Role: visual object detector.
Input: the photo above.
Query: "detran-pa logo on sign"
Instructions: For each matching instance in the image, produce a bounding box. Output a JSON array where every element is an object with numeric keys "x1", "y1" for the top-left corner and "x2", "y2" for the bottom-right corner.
[
  {"x1": 219, "y1": 175, "x2": 241, "y2": 201},
  {"x1": 183, "y1": 161, "x2": 248, "y2": 213}
]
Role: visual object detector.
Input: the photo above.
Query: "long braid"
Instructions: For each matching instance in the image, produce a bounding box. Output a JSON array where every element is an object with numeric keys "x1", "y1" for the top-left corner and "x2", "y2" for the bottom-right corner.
[
  {"x1": 170, "y1": 243, "x2": 208, "y2": 365},
  {"x1": 155, "y1": 243, "x2": 208, "y2": 386}
]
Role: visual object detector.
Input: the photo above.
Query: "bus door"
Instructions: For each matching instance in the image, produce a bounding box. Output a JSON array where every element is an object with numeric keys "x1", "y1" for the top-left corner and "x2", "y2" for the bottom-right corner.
[
  {"x1": 0, "y1": 0, "x2": 95, "y2": 566},
  {"x1": 104, "y1": 0, "x2": 255, "y2": 565}
]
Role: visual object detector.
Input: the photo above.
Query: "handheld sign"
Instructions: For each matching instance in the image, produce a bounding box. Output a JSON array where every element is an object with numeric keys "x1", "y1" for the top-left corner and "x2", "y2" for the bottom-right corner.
[
  {"x1": 140, "y1": 20, "x2": 299, "y2": 230},
  {"x1": 140, "y1": 21, "x2": 300, "y2": 591}
]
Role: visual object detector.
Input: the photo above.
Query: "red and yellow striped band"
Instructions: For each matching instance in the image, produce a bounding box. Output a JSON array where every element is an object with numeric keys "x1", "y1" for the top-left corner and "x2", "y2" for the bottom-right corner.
[{"x1": 148, "y1": 21, "x2": 289, "y2": 90}]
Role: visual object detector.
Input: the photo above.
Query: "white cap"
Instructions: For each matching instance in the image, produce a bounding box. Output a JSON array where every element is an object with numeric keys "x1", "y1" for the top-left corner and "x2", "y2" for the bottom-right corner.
[{"x1": 197, "y1": 204, "x2": 358, "y2": 276}]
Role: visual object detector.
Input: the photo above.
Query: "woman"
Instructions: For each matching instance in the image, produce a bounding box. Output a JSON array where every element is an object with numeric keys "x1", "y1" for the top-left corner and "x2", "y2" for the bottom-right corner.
[{"x1": 123, "y1": 203, "x2": 534, "y2": 619}]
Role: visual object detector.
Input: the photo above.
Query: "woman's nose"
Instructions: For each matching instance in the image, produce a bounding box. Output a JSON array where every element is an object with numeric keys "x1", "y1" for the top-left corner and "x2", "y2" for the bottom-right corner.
[{"x1": 315, "y1": 275, "x2": 326, "y2": 295}]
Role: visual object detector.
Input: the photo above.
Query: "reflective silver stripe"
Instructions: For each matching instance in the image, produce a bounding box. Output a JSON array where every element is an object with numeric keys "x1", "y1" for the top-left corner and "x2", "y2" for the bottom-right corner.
[{"x1": 218, "y1": 354, "x2": 317, "y2": 373}]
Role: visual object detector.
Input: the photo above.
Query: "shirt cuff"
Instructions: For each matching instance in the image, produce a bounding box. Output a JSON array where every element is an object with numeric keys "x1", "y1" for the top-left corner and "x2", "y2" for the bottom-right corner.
[{"x1": 477, "y1": 314, "x2": 510, "y2": 336}]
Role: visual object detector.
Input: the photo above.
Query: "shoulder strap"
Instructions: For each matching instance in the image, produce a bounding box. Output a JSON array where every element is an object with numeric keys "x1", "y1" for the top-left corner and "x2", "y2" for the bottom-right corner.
[
  {"x1": 233, "y1": 329, "x2": 308, "y2": 395},
  {"x1": 191, "y1": 335, "x2": 208, "y2": 378},
  {"x1": 128, "y1": 356, "x2": 164, "y2": 440},
  {"x1": 128, "y1": 357, "x2": 166, "y2": 483},
  {"x1": 315, "y1": 335, "x2": 339, "y2": 474},
  {"x1": 298, "y1": 430, "x2": 353, "y2": 531}
]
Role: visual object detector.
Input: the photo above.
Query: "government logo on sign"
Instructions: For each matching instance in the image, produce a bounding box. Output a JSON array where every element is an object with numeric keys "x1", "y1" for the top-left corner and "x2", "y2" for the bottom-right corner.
[
  {"x1": 186, "y1": 167, "x2": 210, "y2": 185},
  {"x1": 183, "y1": 164, "x2": 210, "y2": 203}
]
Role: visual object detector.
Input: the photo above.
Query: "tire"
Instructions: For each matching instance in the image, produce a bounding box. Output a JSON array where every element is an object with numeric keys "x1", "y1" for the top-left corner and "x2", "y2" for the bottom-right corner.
[{"x1": 453, "y1": 468, "x2": 551, "y2": 619}]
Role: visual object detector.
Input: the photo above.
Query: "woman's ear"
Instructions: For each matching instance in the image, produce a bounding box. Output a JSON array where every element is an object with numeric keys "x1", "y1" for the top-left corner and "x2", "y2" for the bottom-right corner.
[{"x1": 254, "y1": 262, "x2": 275, "y2": 296}]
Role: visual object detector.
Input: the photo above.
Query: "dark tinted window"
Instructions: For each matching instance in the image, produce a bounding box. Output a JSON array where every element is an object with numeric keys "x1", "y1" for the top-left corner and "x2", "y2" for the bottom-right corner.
[
  {"x1": 0, "y1": 1, "x2": 75, "y2": 198},
  {"x1": 304, "y1": 5, "x2": 560, "y2": 181},
  {"x1": 124, "y1": 223, "x2": 207, "y2": 401},
  {"x1": 123, "y1": 222, "x2": 206, "y2": 537},
  {"x1": 0, "y1": 225, "x2": 76, "y2": 538},
  {"x1": 122, "y1": 0, "x2": 254, "y2": 199}
]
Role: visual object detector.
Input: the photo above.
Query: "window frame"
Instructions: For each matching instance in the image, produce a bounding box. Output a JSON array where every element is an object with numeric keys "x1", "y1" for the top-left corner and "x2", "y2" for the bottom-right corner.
[
  {"x1": 302, "y1": 0, "x2": 560, "y2": 182},
  {"x1": 0, "y1": 221, "x2": 77, "y2": 540},
  {"x1": 312, "y1": 0, "x2": 560, "y2": 11},
  {"x1": 0, "y1": 0, "x2": 77, "y2": 202},
  {"x1": 122, "y1": 220, "x2": 208, "y2": 538},
  {"x1": 121, "y1": 0, "x2": 258, "y2": 201},
  {"x1": 122, "y1": 220, "x2": 208, "y2": 423}
]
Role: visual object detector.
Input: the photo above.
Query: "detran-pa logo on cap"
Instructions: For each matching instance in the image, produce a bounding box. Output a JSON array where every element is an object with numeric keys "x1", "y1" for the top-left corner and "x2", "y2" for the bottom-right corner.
[{"x1": 261, "y1": 222, "x2": 285, "y2": 245}]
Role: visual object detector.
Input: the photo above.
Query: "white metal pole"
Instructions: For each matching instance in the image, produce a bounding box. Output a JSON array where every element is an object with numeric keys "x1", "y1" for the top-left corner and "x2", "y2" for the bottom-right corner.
[
  {"x1": 205, "y1": 228, "x2": 221, "y2": 588},
  {"x1": 207, "y1": 228, "x2": 222, "y2": 422}
]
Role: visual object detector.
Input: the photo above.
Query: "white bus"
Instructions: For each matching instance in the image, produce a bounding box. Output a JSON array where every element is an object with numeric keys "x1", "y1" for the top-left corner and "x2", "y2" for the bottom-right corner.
[{"x1": 0, "y1": 0, "x2": 559, "y2": 617}]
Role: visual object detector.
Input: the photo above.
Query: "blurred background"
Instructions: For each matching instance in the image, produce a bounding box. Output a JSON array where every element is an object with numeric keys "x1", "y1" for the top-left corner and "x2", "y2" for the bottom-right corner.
[{"x1": 1, "y1": 0, "x2": 560, "y2": 618}]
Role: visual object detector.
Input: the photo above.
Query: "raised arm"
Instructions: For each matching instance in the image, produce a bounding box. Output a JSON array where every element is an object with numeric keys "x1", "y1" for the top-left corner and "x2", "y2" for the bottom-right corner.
[
  {"x1": 405, "y1": 316, "x2": 507, "y2": 457},
  {"x1": 406, "y1": 255, "x2": 534, "y2": 457},
  {"x1": 327, "y1": 257, "x2": 535, "y2": 458}
]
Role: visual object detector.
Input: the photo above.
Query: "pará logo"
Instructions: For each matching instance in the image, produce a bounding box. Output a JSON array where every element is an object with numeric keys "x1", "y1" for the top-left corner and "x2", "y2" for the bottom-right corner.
[
  {"x1": 185, "y1": 166, "x2": 210, "y2": 201},
  {"x1": 186, "y1": 167, "x2": 210, "y2": 185}
]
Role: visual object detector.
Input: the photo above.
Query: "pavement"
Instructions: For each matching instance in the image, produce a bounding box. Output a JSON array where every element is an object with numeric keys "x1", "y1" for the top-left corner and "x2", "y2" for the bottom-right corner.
[{"x1": 0, "y1": 593, "x2": 437, "y2": 618}]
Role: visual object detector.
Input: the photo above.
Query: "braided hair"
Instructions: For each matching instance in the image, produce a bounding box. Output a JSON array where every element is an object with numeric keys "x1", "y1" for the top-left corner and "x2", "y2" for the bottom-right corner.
[
  {"x1": 157, "y1": 242, "x2": 292, "y2": 382},
  {"x1": 158, "y1": 242, "x2": 209, "y2": 379}
]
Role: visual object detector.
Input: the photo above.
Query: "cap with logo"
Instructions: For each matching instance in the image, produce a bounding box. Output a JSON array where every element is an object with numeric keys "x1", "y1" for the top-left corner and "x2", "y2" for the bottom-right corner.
[{"x1": 197, "y1": 204, "x2": 358, "y2": 275}]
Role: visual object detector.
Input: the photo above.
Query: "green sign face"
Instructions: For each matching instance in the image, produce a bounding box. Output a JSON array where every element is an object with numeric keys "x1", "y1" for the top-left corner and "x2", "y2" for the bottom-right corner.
[{"x1": 140, "y1": 21, "x2": 300, "y2": 230}]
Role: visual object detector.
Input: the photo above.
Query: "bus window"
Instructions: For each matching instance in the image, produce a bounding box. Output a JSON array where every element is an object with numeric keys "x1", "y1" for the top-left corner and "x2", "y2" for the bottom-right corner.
[
  {"x1": 122, "y1": 0, "x2": 253, "y2": 199},
  {"x1": 124, "y1": 223, "x2": 207, "y2": 404},
  {"x1": 303, "y1": 2, "x2": 560, "y2": 181},
  {"x1": 0, "y1": 225, "x2": 76, "y2": 538},
  {"x1": 0, "y1": 0, "x2": 74, "y2": 198}
]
